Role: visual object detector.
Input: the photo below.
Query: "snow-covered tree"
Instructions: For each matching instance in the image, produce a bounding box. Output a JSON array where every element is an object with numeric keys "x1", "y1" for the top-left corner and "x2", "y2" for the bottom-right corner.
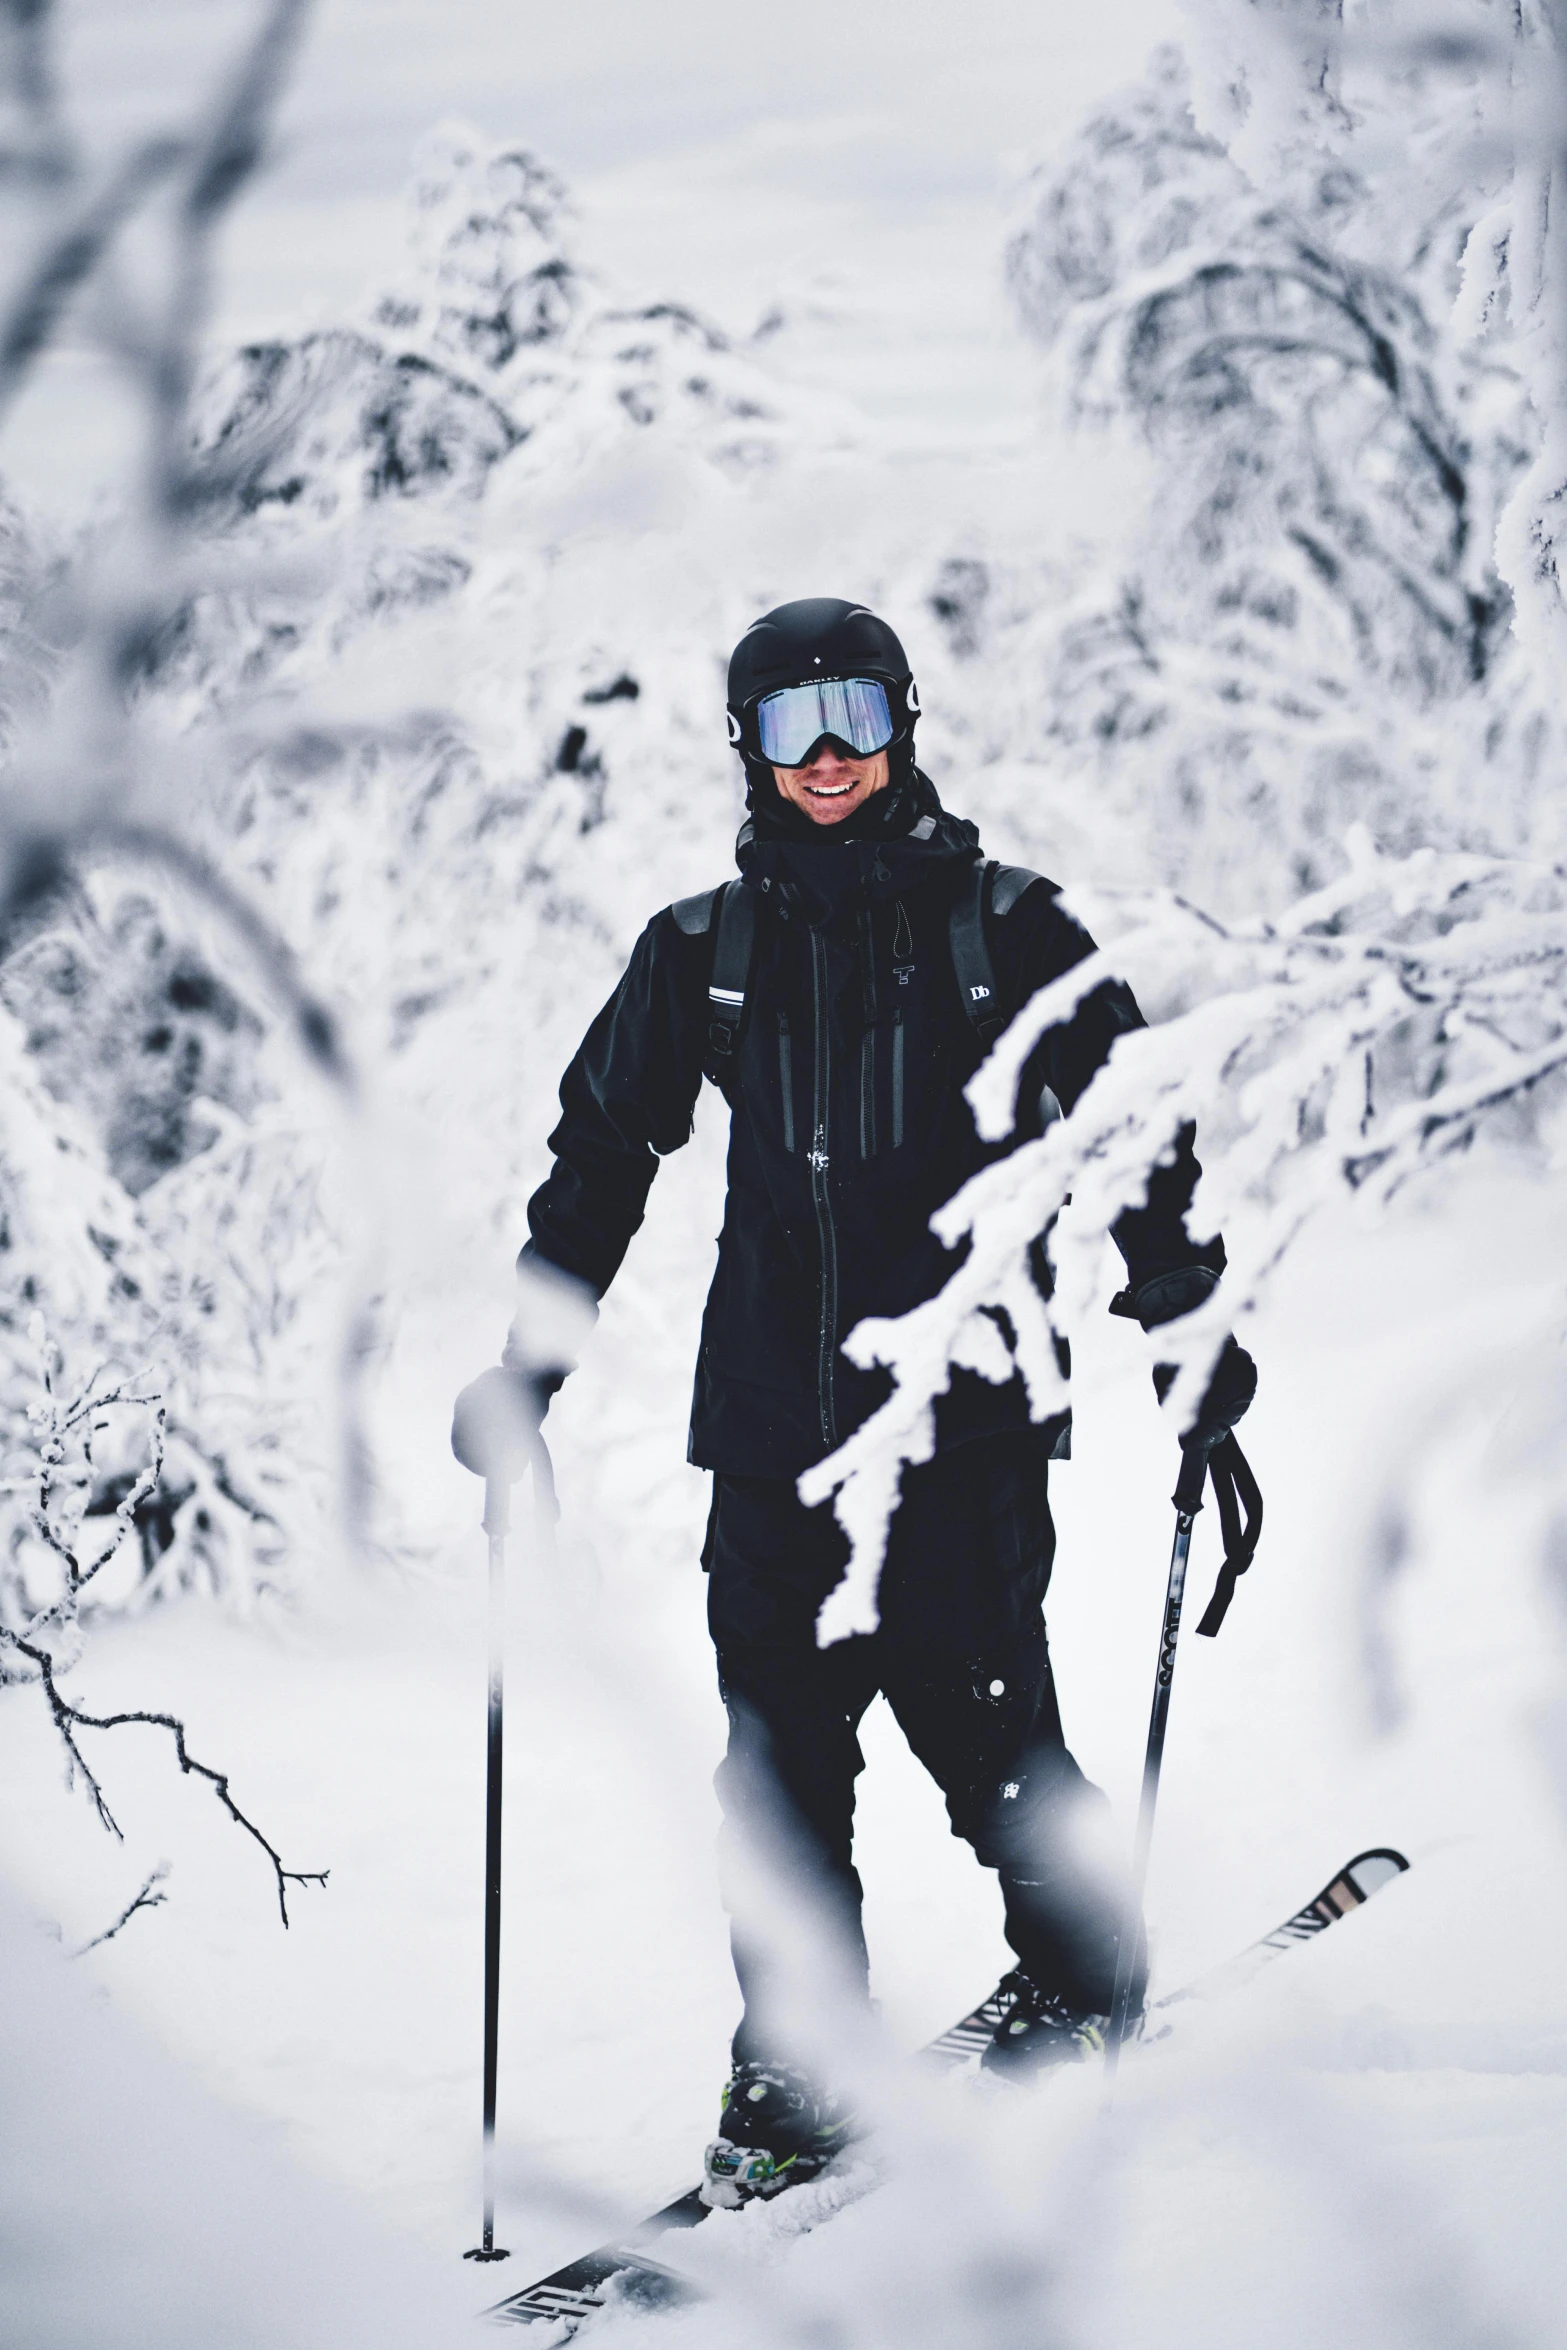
[{"x1": 992, "y1": 42, "x2": 1558, "y2": 909}]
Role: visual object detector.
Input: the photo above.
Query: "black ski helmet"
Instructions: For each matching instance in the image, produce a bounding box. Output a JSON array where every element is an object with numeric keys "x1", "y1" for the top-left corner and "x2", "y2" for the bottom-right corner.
[{"x1": 726, "y1": 598, "x2": 920, "y2": 801}]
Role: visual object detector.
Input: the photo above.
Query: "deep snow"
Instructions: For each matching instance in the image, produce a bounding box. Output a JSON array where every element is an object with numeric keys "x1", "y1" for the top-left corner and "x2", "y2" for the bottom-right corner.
[{"x1": 5, "y1": 1152, "x2": 1567, "y2": 2346}]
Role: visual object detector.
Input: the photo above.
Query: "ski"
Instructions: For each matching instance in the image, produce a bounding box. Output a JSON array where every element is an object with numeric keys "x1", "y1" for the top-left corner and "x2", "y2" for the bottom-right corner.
[
  {"x1": 1155, "y1": 1843, "x2": 1408, "y2": 2012},
  {"x1": 485, "y1": 1846, "x2": 1409, "y2": 2331}
]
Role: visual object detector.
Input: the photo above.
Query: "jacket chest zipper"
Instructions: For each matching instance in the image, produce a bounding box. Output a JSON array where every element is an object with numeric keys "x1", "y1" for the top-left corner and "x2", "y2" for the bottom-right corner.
[
  {"x1": 809, "y1": 928, "x2": 838, "y2": 1450},
  {"x1": 858, "y1": 907, "x2": 877, "y2": 1160}
]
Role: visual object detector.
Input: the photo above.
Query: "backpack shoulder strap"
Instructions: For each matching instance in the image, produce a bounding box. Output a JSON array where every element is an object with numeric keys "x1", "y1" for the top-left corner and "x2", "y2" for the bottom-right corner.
[
  {"x1": 671, "y1": 885, "x2": 723, "y2": 936},
  {"x1": 701, "y1": 878, "x2": 759, "y2": 1082},
  {"x1": 990, "y1": 863, "x2": 1047, "y2": 917},
  {"x1": 949, "y1": 861, "x2": 1047, "y2": 1047},
  {"x1": 950, "y1": 861, "x2": 1004, "y2": 1044}
]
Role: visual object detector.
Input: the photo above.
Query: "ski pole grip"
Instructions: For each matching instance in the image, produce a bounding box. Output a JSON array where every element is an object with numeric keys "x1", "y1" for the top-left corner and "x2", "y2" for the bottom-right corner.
[{"x1": 1172, "y1": 1441, "x2": 1207, "y2": 1517}]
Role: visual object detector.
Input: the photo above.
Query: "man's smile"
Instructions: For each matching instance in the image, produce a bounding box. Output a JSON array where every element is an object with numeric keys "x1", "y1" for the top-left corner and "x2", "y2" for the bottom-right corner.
[{"x1": 771, "y1": 744, "x2": 891, "y2": 824}]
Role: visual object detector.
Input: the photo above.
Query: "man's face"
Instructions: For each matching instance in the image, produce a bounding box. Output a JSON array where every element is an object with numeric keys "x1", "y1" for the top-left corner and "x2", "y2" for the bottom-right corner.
[{"x1": 771, "y1": 744, "x2": 891, "y2": 827}]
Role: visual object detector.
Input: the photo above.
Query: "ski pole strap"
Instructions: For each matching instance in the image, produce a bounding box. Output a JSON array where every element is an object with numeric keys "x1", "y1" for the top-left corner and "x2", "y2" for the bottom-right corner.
[{"x1": 1194, "y1": 1432, "x2": 1263, "y2": 1637}]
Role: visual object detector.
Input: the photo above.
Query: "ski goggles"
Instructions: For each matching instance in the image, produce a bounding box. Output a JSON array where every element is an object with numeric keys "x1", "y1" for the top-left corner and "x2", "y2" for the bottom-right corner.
[{"x1": 754, "y1": 675, "x2": 894, "y2": 767}]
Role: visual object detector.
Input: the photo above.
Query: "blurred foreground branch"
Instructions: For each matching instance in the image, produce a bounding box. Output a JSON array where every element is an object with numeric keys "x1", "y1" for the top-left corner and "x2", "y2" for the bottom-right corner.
[{"x1": 0, "y1": 0, "x2": 345, "y2": 1079}]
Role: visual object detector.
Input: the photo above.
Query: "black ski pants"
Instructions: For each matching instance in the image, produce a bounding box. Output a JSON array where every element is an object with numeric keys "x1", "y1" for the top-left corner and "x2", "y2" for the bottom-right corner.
[{"x1": 705, "y1": 1428, "x2": 1141, "y2": 2069}]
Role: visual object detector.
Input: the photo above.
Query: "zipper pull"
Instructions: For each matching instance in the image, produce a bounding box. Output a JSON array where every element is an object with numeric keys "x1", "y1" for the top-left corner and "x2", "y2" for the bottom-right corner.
[{"x1": 892, "y1": 897, "x2": 913, "y2": 983}]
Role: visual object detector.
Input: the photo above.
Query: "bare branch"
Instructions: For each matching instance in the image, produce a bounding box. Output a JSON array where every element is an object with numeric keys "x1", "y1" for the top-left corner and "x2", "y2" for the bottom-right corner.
[
  {"x1": 73, "y1": 1862, "x2": 170, "y2": 1956},
  {"x1": 0, "y1": 1629, "x2": 124, "y2": 1832},
  {"x1": 0, "y1": 1628, "x2": 327, "y2": 1924}
]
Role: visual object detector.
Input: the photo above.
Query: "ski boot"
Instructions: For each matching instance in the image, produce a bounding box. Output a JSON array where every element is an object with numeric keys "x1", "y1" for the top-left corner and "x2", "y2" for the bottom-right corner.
[
  {"x1": 979, "y1": 1972, "x2": 1110, "y2": 2080},
  {"x1": 700, "y1": 2061, "x2": 857, "y2": 2209}
]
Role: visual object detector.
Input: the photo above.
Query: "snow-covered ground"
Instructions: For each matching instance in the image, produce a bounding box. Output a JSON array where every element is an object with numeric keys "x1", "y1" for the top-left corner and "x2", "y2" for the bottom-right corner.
[
  {"x1": 4, "y1": 5, "x2": 1567, "y2": 2345},
  {"x1": 6, "y1": 1148, "x2": 1567, "y2": 2345}
]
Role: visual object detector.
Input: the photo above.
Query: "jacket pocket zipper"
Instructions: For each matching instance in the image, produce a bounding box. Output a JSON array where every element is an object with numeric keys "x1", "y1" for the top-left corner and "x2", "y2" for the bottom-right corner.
[
  {"x1": 892, "y1": 1008, "x2": 905, "y2": 1149},
  {"x1": 778, "y1": 1014, "x2": 795, "y2": 1153}
]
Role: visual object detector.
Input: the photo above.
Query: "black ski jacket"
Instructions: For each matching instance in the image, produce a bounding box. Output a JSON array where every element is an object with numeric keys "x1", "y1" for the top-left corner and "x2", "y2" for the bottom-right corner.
[{"x1": 524, "y1": 780, "x2": 1222, "y2": 1478}]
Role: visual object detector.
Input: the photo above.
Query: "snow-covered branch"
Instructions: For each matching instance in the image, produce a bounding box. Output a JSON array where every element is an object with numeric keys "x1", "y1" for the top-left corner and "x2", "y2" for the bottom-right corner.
[{"x1": 805, "y1": 828, "x2": 1567, "y2": 1642}]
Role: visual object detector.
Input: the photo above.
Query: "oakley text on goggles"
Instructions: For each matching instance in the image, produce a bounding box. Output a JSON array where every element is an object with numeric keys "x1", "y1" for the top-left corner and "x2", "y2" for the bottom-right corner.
[{"x1": 755, "y1": 676, "x2": 894, "y2": 767}]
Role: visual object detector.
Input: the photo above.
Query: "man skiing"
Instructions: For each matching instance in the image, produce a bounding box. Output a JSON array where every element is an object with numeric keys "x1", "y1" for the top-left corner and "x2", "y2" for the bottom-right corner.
[{"x1": 453, "y1": 597, "x2": 1255, "y2": 2206}]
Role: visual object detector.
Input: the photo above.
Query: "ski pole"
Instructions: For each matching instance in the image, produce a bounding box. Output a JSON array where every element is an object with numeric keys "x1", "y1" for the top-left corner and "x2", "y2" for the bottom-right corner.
[
  {"x1": 465, "y1": 1468, "x2": 512, "y2": 2265},
  {"x1": 1102, "y1": 1438, "x2": 1208, "y2": 2095}
]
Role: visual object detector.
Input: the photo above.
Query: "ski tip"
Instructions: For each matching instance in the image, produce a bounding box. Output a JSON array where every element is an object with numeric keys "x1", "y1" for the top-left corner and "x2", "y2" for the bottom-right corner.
[
  {"x1": 1342, "y1": 1848, "x2": 1410, "y2": 1892},
  {"x1": 1154, "y1": 1845, "x2": 1413, "y2": 2013},
  {"x1": 1312, "y1": 1849, "x2": 1410, "y2": 1922}
]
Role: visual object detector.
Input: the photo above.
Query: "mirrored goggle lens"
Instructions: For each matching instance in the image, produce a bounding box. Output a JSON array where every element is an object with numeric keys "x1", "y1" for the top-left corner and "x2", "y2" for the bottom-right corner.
[{"x1": 756, "y1": 677, "x2": 893, "y2": 766}]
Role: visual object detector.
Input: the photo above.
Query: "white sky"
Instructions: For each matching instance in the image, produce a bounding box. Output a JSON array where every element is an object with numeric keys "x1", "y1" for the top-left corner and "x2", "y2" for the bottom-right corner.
[{"x1": 3, "y1": 0, "x2": 1183, "y2": 516}]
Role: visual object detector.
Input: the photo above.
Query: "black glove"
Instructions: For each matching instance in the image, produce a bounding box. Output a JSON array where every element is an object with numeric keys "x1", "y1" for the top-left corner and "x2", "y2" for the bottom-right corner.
[
  {"x1": 450, "y1": 1365, "x2": 563, "y2": 1482},
  {"x1": 1128, "y1": 1266, "x2": 1257, "y2": 1450},
  {"x1": 1152, "y1": 1337, "x2": 1257, "y2": 1448}
]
